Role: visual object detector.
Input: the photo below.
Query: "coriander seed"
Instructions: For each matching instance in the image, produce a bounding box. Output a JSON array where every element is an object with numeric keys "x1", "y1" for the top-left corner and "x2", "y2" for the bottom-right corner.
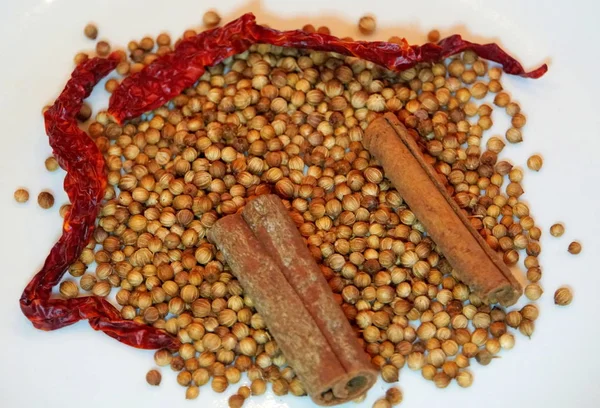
[
  {"x1": 358, "y1": 16, "x2": 376, "y2": 35},
  {"x1": 84, "y1": 23, "x2": 98, "y2": 40},
  {"x1": 146, "y1": 369, "x2": 162, "y2": 386},
  {"x1": 527, "y1": 154, "x2": 543, "y2": 171},
  {"x1": 554, "y1": 287, "x2": 573, "y2": 306},
  {"x1": 550, "y1": 223, "x2": 565, "y2": 237},
  {"x1": 524, "y1": 283, "x2": 543, "y2": 301},
  {"x1": 373, "y1": 398, "x2": 392, "y2": 408},
  {"x1": 45, "y1": 156, "x2": 59, "y2": 171},
  {"x1": 96, "y1": 40, "x2": 111, "y2": 57},
  {"x1": 427, "y1": 29, "x2": 440, "y2": 43},
  {"x1": 203, "y1": 11, "x2": 221, "y2": 28},
  {"x1": 386, "y1": 387, "x2": 403, "y2": 405},
  {"x1": 456, "y1": 370, "x2": 473, "y2": 388},
  {"x1": 38, "y1": 192, "x2": 55, "y2": 209},
  {"x1": 228, "y1": 394, "x2": 245, "y2": 408},
  {"x1": 59, "y1": 280, "x2": 79, "y2": 299},
  {"x1": 568, "y1": 241, "x2": 582, "y2": 254},
  {"x1": 14, "y1": 188, "x2": 29, "y2": 203},
  {"x1": 186, "y1": 385, "x2": 199, "y2": 400}
]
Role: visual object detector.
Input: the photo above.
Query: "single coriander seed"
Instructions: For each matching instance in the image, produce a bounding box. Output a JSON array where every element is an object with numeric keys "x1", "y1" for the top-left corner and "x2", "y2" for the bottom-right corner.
[
  {"x1": 456, "y1": 370, "x2": 473, "y2": 388},
  {"x1": 358, "y1": 16, "x2": 376, "y2": 35},
  {"x1": 527, "y1": 154, "x2": 543, "y2": 171},
  {"x1": 550, "y1": 223, "x2": 565, "y2": 237},
  {"x1": 59, "y1": 280, "x2": 79, "y2": 299},
  {"x1": 203, "y1": 11, "x2": 221, "y2": 28},
  {"x1": 554, "y1": 287, "x2": 573, "y2": 306},
  {"x1": 45, "y1": 156, "x2": 59, "y2": 171},
  {"x1": 38, "y1": 192, "x2": 55, "y2": 209},
  {"x1": 146, "y1": 369, "x2": 161, "y2": 386},
  {"x1": 84, "y1": 23, "x2": 98, "y2": 40},
  {"x1": 386, "y1": 387, "x2": 403, "y2": 405},
  {"x1": 568, "y1": 241, "x2": 581, "y2": 254},
  {"x1": 14, "y1": 188, "x2": 29, "y2": 203},
  {"x1": 427, "y1": 29, "x2": 440, "y2": 43},
  {"x1": 373, "y1": 398, "x2": 392, "y2": 408}
]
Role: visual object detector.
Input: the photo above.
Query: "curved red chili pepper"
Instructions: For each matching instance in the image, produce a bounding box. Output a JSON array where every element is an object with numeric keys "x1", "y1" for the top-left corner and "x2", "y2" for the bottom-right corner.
[
  {"x1": 19, "y1": 54, "x2": 179, "y2": 350},
  {"x1": 108, "y1": 12, "x2": 546, "y2": 123}
]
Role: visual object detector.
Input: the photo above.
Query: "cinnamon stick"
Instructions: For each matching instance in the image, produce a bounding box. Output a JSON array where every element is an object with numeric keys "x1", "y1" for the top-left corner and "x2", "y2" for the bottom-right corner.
[
  {"x1": 242, "y1": 195, "x2": 376, "y2": 400},
  {"x1": 208, "y1": 212, "x2": 376, "y2": 406},
  {"x1": 364, "y1": 113, "x2": 523, "y2": 306}
]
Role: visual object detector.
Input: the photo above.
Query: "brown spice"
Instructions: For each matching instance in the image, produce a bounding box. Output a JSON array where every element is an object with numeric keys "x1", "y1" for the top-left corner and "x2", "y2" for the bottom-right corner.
[
  {"x1": 146, "y1": 369, "x2": 162, "y2": 386},
  {"x1": 14, "y1": 188, "x2": 29, "y2": 203},
  {"x1": 37, "y1": 192, "x2": 55, "y2": 209}
]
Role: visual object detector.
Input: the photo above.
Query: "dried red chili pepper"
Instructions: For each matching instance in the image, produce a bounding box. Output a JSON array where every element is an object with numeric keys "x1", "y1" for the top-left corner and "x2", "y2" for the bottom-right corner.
[
  {"x1": 108, "y1": 12, "x2": 546, "y2": 123},
  {"x1": 19, "y1": 55, "x2": 179, "y2": 350},
  {"x1": 23, "y1": 12, "x2": 547, "y2": 351}
]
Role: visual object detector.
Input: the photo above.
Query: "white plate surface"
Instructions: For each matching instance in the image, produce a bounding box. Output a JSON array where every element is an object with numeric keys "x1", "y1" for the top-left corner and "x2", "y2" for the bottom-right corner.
[{"x1": 1, "y1": 0, "x2": 599, "y2": 407}]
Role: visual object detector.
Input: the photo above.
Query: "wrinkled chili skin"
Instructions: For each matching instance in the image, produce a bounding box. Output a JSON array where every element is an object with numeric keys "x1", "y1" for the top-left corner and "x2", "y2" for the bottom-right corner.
[
  {"x1": 23, "y1": 13, "x2": 547, "y2": 351},
  {"x1": 109, "y1": 12, "x2": 547, "y2": 123},
  {"x1": 19, "y1": 55, "x2": 179, "y2": 350}
]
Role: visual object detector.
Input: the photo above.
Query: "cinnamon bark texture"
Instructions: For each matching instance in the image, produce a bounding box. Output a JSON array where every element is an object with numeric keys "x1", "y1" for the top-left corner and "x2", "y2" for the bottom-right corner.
[
  {"x1": 242, "y1": 195, "x2": 376, "y2": 400},
  {"x1": 364, "y1": 113, "x2": 523, "y2": 306},
  {"x1": 209, "y1": 210, "x2": 377, "y2": 406}
]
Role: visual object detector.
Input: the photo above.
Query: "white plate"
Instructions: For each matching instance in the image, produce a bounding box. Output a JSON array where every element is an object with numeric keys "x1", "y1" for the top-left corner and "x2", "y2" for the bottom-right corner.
[{"x1": 1, "y1": 0, "x2": 599, "y2": 407}]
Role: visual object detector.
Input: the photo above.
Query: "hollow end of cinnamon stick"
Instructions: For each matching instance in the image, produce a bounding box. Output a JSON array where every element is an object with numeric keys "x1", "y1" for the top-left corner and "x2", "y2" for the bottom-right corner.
[{"x1": 365, "y1": 113, "x2": 523, "y2": 306}]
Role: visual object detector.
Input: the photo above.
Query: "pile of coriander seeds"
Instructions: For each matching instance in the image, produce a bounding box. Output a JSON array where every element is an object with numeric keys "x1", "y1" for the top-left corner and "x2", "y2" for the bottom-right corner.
[{"x1": 47, "y1": 14, "x2": 576, "y2": 408}]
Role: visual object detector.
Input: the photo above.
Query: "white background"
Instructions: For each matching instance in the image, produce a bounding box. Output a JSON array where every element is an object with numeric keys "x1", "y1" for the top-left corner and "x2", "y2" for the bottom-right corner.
[{"x1": 0, "y1": 0, "x2": 599, "y2": 407}]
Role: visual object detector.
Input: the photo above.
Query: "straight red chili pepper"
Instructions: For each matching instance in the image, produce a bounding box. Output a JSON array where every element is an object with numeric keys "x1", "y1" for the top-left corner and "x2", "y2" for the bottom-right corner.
[
  {"x1": 109, "y1": 12, "x2": 546, "y2": 123},
  {"x1": 19, "y1": 54, "x2": 179, "y2": 350},
  {"x1": 23, "y1": 12, "x2": 547, "y2": 351}
]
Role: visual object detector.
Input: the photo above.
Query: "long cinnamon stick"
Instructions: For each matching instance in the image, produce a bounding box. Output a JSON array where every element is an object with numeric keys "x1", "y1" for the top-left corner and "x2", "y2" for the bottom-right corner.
[
  {"x1": 208, "y1": 213, "x2": 376, "y2": 406},
  {"x1": 364, "y1": 113, "x2": 523, "y2": 306},
  {"x1": 242, "y1": 195, "x2": 376, "y2": 400}
]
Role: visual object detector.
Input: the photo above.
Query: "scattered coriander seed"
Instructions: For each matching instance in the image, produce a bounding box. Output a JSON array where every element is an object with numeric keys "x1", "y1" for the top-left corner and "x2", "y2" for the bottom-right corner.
[
  {"x1": 203, "y1": 11, "x2": 221, "y2": 28},
  {"x1": 84, "y1": 23, "x2": 98, "y2": 40},
  {"x1": 385, "y1": 387, "x2": 403, "y2": 405},
  {"x1": 186, "y1": 385, "x2": 200, "y2": 400},
  {"x1": 456, "y1": 371, "x2": 473, "y2": 388},
  {"x1": 96, "y1": 40, "x2": 111, "y2": 57},
  {"x1": 59, "y1": 280, "x2": 79, "y2": 299},
  {"x1": 554, "y1": 287, "x2": 573, "y2": 306},
  {"x1": 519, "y1": 319, "x2": 535, "y2": 338},
  {"x1": 524, "y1": 283, "x2": 543, "y2": 301},
  {"x1": 550, "y1": 223, "x2": 565, "y2": 237},
  {"x1": 59, "y1": 204, "x2": 72, "y2": 218},
  {"x1": 228, "y1": 394, "x2": 245, "y2": 408},
  {"x1": 146, "y1": 369, "x2": 162, "y2": 386},
  {"x1": 77, "y1": 103, "x2": 92, "y2": 122},
  {"x1": 358, "y1": 16, "x2": 376, "y2": 35},
  {"x1": 475, "y1": 350, "x2": 495, "y2": 366},
  {"x1": 37, "y1": 192, "x2": 55, "y2": 209},
  {"x1": 506, "y1": 127, "x2": 523, "y2": 143},
  {"x1": 14, "y1": 188, "x2": 29, "y2": 203},
  {"x1": 568, "y1": 241, "x2": 582, "y2": 254},
  {"x1": 499, "y1": 333, "x2": 515, "y2": 350},
  {"x1": 45, "y1": 156, "x2": 59, "y2": 171},
  {"x1": 154, "y1": 349, "x2": 172, "y2": 366},
  {"x1": 250, "y1": 379, "x2": 266, "y2": 396},
  {"x1": 427, "y1": 29, "x2": 440, "y2": 43},
  {"x1": 433, "y1": 372, "x2": 451, "y2": 388},
  {"x1": 527, "y1": 154, "x2": 543, "y2": 171},
  {"x1": 373, "y1": 398, "x2": 392, "y2": 408}
]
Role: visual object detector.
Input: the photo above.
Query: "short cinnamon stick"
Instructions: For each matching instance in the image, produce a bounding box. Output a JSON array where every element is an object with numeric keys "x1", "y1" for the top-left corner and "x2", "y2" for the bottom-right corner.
[
  {"x1": 242, "y1": 195, "x2": 376, "y2": 401},
  {"x1": 364, "y1": 113, "x2": 523, "y2": 306},
  {"x1": 209, "y1": 212, "x2": 376, "y2": 406}
]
